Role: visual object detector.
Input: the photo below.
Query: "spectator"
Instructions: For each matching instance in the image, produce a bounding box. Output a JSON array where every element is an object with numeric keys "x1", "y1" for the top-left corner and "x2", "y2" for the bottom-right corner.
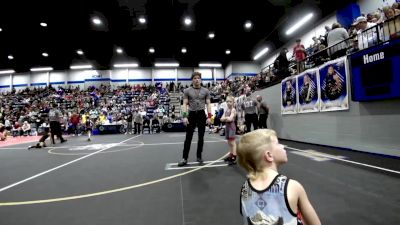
[
  {"x1": 0, "y1": 125, "x2": 7, "y2": 141},
  {"x1": 353, "y1": 16, "x2": 377, "y2": 50},
  {"x1": 273, "y1": 48, "x2": 290, "y2": 79},
  {"x1": 327, "y1": 22, "x2": 349, "y2": 59},
  {"x1": 383, "y1": 6, "x2": 399, "y2": 21},
  {"x1": 12, "y1": 122, "x2": 21, "y2": 137},
  {"x1": 292, "y1": 39, "x2": 307, "y2": 74},
  {"x1": 21, "y1": 121, "x2": 31, "y2": 136}
]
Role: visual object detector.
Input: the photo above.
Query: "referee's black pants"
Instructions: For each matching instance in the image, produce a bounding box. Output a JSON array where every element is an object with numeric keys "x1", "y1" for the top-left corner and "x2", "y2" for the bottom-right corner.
[
  {"x1": 245, "y1": 113, "x2": 258, "y2": 133},
  {"x1": 50, "y1": 121, "x2": 65, "y2": 144},
  {"x1": 182, "y1": 110, "x2": 206, "y2": 160}
]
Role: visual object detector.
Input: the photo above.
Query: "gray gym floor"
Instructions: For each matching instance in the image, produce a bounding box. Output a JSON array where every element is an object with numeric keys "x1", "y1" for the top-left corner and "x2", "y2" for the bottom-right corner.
[{"x1": 0, "y1": 132, "x2": 399, "y2": 225}]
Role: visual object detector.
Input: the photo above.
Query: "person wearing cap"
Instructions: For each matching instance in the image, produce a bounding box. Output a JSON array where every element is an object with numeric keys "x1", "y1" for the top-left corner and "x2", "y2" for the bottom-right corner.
[
  {"x1": 353, "y1": 16, "x2": 377, "y2": 34},
  {"x1": 353, "y1": 16, "x2": 377, "y2": 50},
  {"x1": 177, "y1": 72, "x2": 212, "y2": 167}
]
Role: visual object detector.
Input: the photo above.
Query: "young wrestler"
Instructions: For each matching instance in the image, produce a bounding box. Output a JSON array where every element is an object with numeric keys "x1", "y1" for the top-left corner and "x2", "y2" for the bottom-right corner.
[
  {"x1": 28, "y1": 127, "x2": 50, "y2": 149},
  {"x1": 220, "y1": 96, "x2": 237, "y2": 164},
  {"x1": 238, "y1": 129, "x2": 321, "y2": 225}
]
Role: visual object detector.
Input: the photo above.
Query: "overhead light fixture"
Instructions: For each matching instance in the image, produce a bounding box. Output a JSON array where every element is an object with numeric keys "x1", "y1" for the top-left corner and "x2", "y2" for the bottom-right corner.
[
  {"x1": 42, "y1": 52, "x2": 49, "y2": 57},
  {"x1": 149, "y1": 47, "x2": 155, "y2": 53},
  {"x1": 30, "y1": 67, "x2": 53, "y2": 72},
  {"x1": 208, "y1": 32, "x2": 215, "y2": 39},
  {"x1": 225, "y1": 49, "x2": 231, "y2": 55},
  {"x1": 8, "y1": 55, "x2": 13, "y2": 60},
  {"x1": 199, "y1": 63, "x2": 222, "y2": 68},
  {"x1": 92, "y1": 17, "x2": 102, "y2": 25},
  {"x1": 184, "y1": 17, "x2": 192, "y2": 26},
  {"x1": 113, "y1": 63, "x2": 139, "y2": 68},
  {"x1": 155, "y1": 63, "x2": 179, "y2": 67},
  {"x1": 0, "y1": 28, "x2": 2, "y2": 32},
  {"x1": 244, "y1": 21, "x2": 253, "y2": 30},
  {"x1": 40, "y1": 22, "x2": 47, "y2": 27},
  {"x1": 76, "y1": 50, "x2": 84, "y2": 55},
  {"x1": 286, "y1": 13, "x2": 313, "y2": 35},
  {"x1": 181, "y1": 47, "x2": 187, "y2": 53},
  {"x1": 253, "y1": 47, "x2": 269, "y2": 60},
  {"x1": 138, "y1": 17, "x2": 146, "y2": 24},
  {"x1": 116, "y1": 47, "x2": 123, "y2": 54},
  {"x1": 0, "y1": 69, "x2": 15, "y2": 74},
  {"x1": 70, "y1": 64, "x2": 93, "y2": 70}
]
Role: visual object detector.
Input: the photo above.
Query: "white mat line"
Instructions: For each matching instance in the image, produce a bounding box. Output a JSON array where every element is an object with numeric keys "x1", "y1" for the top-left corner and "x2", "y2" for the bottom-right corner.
[
  {"x1": 0, "y1": 135, "x2": 142, "y2": 193},
  {"x1": 285, "y1": 146, "x2": 400, "y2": 175}
]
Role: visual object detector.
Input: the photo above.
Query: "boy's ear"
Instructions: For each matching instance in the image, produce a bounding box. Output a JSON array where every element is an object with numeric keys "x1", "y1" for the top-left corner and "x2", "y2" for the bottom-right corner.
[{"x1": 264, "y1": 150, "x2": 274, "y2": 163}]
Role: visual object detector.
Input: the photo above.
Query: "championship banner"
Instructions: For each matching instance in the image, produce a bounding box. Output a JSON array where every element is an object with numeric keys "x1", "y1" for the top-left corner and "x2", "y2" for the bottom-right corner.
[
  {"x1": 281, "y1": 76, "x2": 297, "y2": 114},
  {"x1": 297, "y1": 69, "x2": 320, "y2": 113},
  {"x1": 319, "y1": 57, "x2": 349, "y2": 112}
]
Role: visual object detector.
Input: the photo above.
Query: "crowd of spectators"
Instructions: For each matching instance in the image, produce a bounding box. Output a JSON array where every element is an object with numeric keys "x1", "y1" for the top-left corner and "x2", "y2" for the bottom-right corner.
[{"x1": 0, "y1": 83, "x2": 177, "y2": 140}]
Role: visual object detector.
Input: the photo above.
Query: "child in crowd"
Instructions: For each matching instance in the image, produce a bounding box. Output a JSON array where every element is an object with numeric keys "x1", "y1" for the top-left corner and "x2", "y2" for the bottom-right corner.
[
  {"x1": 220, "y1": 96, "x2": 237, "y2": 165},
  {"x1": 85, "y1": 117, "x2": 94, "y2": 141},
  {"x1": 237, "y1": 129, "x2": 321, "y2": 225}
]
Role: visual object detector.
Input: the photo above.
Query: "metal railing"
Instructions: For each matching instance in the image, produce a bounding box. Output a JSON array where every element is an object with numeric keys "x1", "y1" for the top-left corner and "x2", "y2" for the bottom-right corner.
[{"x1": 260, "y1": 14, "x2": 400, "y2": 78}]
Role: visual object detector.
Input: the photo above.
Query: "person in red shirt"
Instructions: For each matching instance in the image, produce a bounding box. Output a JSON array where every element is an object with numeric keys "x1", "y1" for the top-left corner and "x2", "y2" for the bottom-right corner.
[
  {"x1": 292, "y1": 39, "x2": 307, "y2": 74},
  {"x1": 70, "y1": 111, "x2": 81, "y2": 136}
]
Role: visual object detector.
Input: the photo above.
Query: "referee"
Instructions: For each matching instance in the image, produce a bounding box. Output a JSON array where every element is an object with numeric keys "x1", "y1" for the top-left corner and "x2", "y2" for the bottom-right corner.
[
  {"x1": 49, "y1": 103, "x2": 66, "y2": 144},
  {"x1": 178, "y1": 72, "x2": 212, "y2": 167}
]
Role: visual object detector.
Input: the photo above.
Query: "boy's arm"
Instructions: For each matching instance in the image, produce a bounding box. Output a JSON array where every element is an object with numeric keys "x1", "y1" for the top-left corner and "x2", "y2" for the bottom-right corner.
[{"x1": 292, "y1": 180, "x2": 321, "y2": 225}]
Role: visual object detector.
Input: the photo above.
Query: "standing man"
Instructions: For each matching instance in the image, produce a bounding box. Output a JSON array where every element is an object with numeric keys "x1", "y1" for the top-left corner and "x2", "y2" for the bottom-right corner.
[
  {"x1": 178, "y1": 72, "x2": 212, "y2": 167},
  {"x1": 49, "y1": 103, "x2": 66, "y2": 144},
  {"x1": 256, "y1": 95, "x2": 269, "y2": 129},
  {"x1": 241, "y1": 92, "x2": 258, "y2": 133}
]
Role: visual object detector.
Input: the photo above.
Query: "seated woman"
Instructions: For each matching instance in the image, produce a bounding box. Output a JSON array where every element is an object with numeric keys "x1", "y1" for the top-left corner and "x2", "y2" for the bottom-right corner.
[{"x1": 22, "y1": 121, "x2": 31, "y2": 136}]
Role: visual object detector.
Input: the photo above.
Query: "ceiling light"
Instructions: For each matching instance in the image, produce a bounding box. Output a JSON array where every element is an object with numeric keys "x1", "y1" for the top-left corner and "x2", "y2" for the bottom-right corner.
[
  {"x1": 76, "y1": 50, "x2": 84, "y2": 55},
  {"x1": 149, "y1": 47, "x2": 155, "y2": 53},
  {"x1": 154, "y1": 63, "x2": 179, "y2": 67},
  {"x1": 199, "y1": 63, "x2": 222, "y2": 68},
  {"x1": 113, "y1": 63, "x2": 139, "y2": 68},
  {"x1": 225, "y1": 49, "x2": 231, "y2": 55},
  {"x1": 8, "y1": 55, "x2": 13, "y2": 60},
  {"x1": 42, "y1": 52, "x2": 49, "y2": 57},
  {"x1": 0, "y1": 69, "x2": 15, "y2": 74},
  {"x1": 0, "y1": 28, "x2": 2, "y2": 32},
  {"x1": 138, "y1": 17, "x2": 146, "y2": 24},
  {"x1": 116, "y1": 47, "x2": 123, "y2": 54},
  {"x1": 92, "y1": 17, "x2": 102, "y2": 25},
  {"x1": 184, "y1": 17, "x2": 192, "y2": 26},
  {"x1": 244, "y1": 21, "x2": 253, "y2": 29},
  {"x1": 40, "y1": 22, "x2": 47, "y2": 27},
  {"x1": 286, "y1": 13, "x2": 313, "y2": 35},
  {"x1": 70, "y1": 64, "x2": 93, "y2": 70},
  {"x1": 208, "y1": 32, "x2": 215, "y2": 39},
  {"x1": 30, "y1": 67, "x2": 53, "y2": 72},
  {"x1": 253, "y1": 47, "x2": 269, "y2": 60},
  {"x1": 181, "y1": 47, "x2": 187, "y2": 53}
]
